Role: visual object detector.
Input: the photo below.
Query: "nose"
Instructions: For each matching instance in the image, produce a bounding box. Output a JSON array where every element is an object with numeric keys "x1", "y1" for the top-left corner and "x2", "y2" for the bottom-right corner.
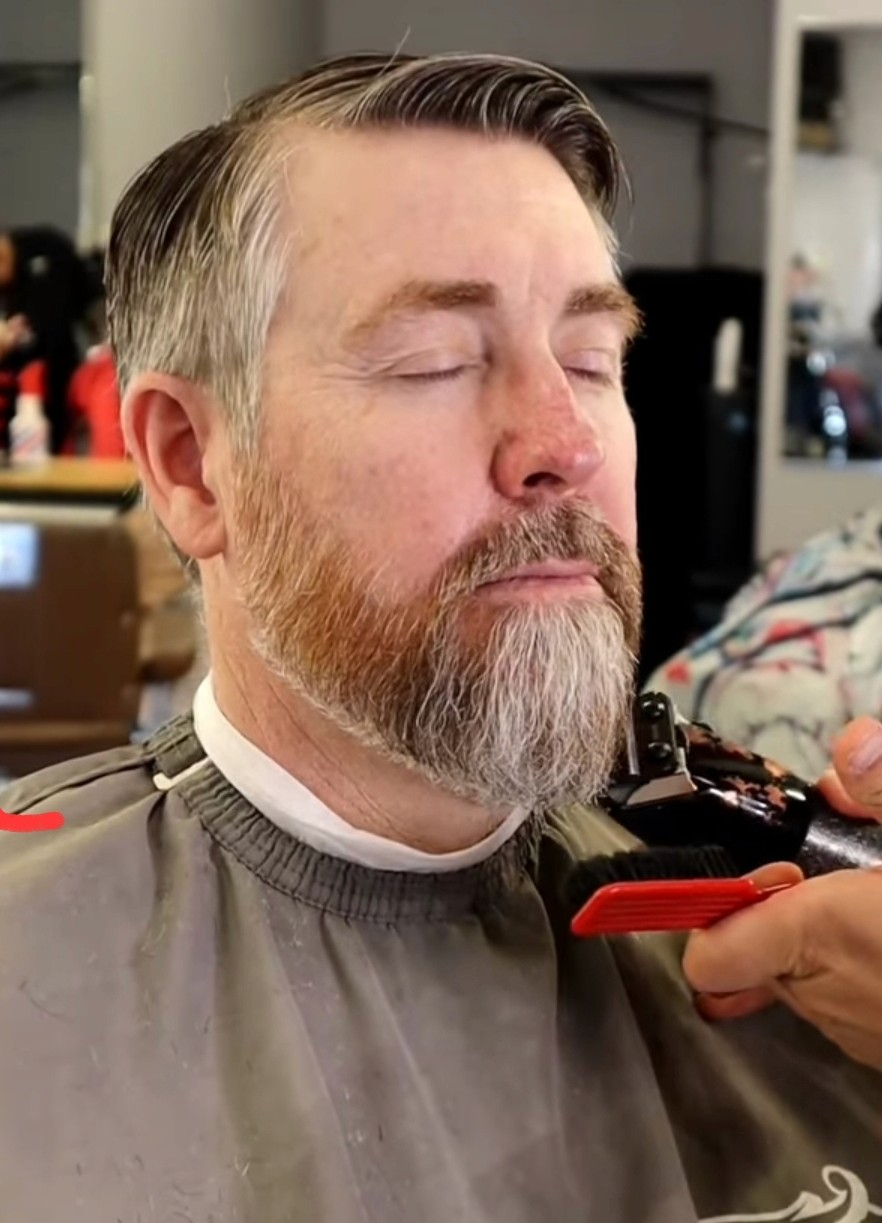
[{"x1": 490, "y1": 378, "x2": 606, "y2": 505}]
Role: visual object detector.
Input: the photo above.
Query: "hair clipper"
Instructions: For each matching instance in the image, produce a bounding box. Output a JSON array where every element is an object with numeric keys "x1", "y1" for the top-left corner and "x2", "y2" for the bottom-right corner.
[{"x1": 601, "y1": 693, "x2": 882, "y2": 877}]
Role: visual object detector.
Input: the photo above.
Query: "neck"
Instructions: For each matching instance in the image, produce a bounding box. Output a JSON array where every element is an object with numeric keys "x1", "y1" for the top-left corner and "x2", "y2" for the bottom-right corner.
[{"x1": 207, "y1": 615, "x2": 505, "y2": 856}]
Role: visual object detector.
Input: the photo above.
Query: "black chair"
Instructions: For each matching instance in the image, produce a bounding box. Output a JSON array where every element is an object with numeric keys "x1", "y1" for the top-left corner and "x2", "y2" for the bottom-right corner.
[{"x1": 0, "y1": 514, "x2": 141, "y2": 775}]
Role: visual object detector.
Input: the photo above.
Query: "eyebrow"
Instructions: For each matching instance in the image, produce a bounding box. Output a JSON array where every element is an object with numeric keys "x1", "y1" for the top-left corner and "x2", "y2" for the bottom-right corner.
[
  {"x1": 344, "y1": 278, "x2": 643, "y2": 347},
  {"x1": 564, "y1": 282, "x2": 642, "y2": 342}
]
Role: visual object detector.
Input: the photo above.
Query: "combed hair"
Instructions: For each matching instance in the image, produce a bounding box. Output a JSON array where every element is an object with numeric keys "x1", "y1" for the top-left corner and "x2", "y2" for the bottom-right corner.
[{"x1": 106, "y1": 51, "x2": 624, "y2": 450}]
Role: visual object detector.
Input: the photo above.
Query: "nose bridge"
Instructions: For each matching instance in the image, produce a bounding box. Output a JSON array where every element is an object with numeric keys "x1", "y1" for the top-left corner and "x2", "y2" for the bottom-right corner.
[
  {"x1": 527, "y1": 372, "x2": 596, "y2": 437},
  {"x1": 490, "y1": 352, "x2": 606, "y2": 501}
]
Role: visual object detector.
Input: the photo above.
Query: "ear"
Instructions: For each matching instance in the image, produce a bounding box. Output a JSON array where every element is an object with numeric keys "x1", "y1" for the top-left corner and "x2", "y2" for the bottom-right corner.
[{"x1": 121, "y1": 372, "x2": 228, "y2": 565}]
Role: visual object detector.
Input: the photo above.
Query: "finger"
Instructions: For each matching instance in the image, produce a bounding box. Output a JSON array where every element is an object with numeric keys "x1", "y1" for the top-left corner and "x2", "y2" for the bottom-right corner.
[
  {"x1": 683, "y1": 871, "x2": 810, "y2": 994},
  {"x1": 827, "y1": 718, "x2": 882, "y2": 817},
  {"x1": 816, "y1": 768, "x2": 875, "y2": 820},
  {"x1": 745, "y1": 862, "x2": 804, "y2": 890},
  {"x1": 694, "y1": 986, "x2": 776, "y2": 1022}
]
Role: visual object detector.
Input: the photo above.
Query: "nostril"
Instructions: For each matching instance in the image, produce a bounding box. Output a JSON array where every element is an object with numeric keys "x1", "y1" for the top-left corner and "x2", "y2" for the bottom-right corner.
[{"x1": 524, "y1": 471, "x2": 564, "y2": 489}]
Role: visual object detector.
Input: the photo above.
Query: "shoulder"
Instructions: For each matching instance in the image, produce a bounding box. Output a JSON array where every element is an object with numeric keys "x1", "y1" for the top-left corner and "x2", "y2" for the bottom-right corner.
[
  {"x1": 1, "y1": 741, "x2": 154, "y2": 822},
  {"x1": 0, "y1": 726, "x2": 212, "y2": 972},
  {"x1": 0, "y1": 740, "x2": 168, "y2": 882}
]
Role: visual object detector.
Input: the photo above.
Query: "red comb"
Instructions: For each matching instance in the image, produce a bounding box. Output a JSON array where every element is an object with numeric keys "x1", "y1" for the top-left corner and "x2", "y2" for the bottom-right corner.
[{"x1": 571, "y1": 878, "x2": 795, "y2": 937}]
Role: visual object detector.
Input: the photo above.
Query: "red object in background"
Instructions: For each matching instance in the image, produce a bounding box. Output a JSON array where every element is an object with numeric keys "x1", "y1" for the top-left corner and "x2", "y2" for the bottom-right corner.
[
  {"x1": 0, "y1": 361, "x2": 45, "y2": 451},
  {"x1": 0, "y1": 371, "x2": 16, "y2": 421},
  {"x1": 1, "y1": 352, "x2": 125, "y2": 458},
  {"x1": 665, "y1": 660, "x2": 691, "y2": 686},
  {"x1": 17, "y1": 360, "x2": 46, "y2": 397},
  {"x1": 67, "y1": 347, "x2": 125, "y2": 458}
]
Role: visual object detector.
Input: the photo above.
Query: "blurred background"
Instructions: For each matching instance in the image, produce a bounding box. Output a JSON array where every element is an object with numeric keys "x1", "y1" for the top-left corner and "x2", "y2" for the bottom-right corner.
[{"x1": 2, "y1": 0, "x2": 882, "y2": 781}]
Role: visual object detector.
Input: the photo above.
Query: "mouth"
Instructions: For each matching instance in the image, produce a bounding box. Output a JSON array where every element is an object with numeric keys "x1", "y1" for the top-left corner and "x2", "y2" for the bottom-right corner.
[{"x1": 477, "y1": 559, "x2": 605, "y2": 601}]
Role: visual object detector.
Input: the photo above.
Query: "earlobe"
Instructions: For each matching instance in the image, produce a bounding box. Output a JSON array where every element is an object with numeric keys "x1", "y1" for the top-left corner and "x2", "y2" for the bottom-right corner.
[{"x1": 122, "y1": 373, "x2": 228, "y2": 563}]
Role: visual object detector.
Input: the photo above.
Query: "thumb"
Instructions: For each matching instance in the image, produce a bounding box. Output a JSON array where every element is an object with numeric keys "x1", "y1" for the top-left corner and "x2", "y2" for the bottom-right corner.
[
  {"x1": 682, "y1": 863, "x2": 805, "y2": 995},
  {"x1": 694, "y1": 985, "x2": 777, "y2": 1023},
  {"x1": 823, "y1": 717, "x2": 882, "y2": 818}
]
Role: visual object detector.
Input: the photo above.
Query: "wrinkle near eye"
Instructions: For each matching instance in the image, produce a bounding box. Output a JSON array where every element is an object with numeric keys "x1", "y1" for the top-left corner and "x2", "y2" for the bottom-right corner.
[{"x1": 387, "y1": 349, "x2": 484, "y2": 379}]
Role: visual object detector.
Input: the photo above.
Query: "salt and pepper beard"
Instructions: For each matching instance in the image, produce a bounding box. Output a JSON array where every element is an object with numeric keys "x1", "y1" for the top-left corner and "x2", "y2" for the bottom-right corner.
[{"x1": 233, "y1": 464, "x2": 643, "y2": 812}]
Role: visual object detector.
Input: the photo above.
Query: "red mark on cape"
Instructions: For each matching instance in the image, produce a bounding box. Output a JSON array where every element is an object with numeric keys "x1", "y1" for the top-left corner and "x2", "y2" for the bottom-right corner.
[{"x1": 0, "y1": 807, "x2": 64, "y2": 832}]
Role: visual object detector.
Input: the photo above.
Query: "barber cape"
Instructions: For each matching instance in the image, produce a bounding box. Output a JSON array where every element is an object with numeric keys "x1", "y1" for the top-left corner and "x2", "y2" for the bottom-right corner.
[{"x1": 1, "y1": 716, "x2": 881, "y2": 1222}]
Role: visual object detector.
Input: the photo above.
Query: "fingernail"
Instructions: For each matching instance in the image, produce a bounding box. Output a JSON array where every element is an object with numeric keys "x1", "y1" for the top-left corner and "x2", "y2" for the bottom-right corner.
[{"x1": 849, "y1": 728, "x2": 882, "y2": 774}]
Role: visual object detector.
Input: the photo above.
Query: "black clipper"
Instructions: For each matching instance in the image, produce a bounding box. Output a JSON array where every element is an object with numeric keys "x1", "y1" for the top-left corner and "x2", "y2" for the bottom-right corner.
[{"x1": 601, "y1": 692, "x2": 882, "y2": 877}]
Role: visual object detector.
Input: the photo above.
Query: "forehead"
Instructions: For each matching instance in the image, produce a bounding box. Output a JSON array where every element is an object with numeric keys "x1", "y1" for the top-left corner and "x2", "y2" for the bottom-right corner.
[{"x1": 281, "y1": 126, "x2": 616, "y2": 295}]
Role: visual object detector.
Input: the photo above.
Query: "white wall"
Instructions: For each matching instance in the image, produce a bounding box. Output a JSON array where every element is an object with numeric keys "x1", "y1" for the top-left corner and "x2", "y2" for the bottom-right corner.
[
  {"x1": 80, "y1": 0, "x2": 319, "y2": 246},
  {"x1": 322, "y1": 0, "x2": 773, "y2": 269},
  {"x1": 1, "y1": 0, "x2": 80, "y2": 62},
  {"x1": 81, "y1": 0, "x2": 775, "y2": 266}
]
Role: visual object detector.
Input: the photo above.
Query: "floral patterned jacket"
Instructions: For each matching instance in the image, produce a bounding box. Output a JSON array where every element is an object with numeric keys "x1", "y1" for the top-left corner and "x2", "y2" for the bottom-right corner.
[{"x1": 647, "y1": 507, "x2": 882, "y2": 780}]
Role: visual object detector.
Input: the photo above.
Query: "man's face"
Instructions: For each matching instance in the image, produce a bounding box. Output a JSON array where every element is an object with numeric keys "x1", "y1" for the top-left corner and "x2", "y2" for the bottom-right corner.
[{"x1": 231, "y1": 127, "x2": 642, "y2": 809}]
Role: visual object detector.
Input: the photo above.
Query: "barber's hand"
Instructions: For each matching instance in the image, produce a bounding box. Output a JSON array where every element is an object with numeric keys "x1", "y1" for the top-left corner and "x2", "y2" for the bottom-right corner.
[
  {"x1": 0, "y1": 315, "x2": 30, "y2": 359},
  {"x1": 682, "y1": 716, "x2": 882, "y2": 1070}
]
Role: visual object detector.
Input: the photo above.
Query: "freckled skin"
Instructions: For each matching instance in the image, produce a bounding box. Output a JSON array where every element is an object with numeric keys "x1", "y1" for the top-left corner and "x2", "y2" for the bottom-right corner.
[{"x1": 256, "y1": 127, "x2": 638, "y2": 602}]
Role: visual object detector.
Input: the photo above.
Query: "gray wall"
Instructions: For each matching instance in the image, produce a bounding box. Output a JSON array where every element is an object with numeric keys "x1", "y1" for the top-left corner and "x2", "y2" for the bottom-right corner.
[
  {"x1": 0, "y1": 0, "x2": 81, "y2": 237},
  {"x1": 82, "y1": 0, "x2": 319, "y2": 243},
  {"x1": 321, "y1": 0, "x2": 773, "y2": 269},
  {"x1": 2, "y1": 0, "x2": 80, "y2": 60},
  {"x1": 1, "y1": 0, "x2": 774, "y2": 266}
]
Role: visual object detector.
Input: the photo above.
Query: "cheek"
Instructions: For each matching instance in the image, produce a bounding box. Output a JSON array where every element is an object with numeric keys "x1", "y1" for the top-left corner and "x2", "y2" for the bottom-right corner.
[
  {"x1": 595, "y1": 408, "x2": 637, "y2": 549},
  {"x1": 314, "y1": 439, "x2": 487, "y2": 595},
  {"x1": 262, "y1": 381, "x2": 490, "y2": 597}
]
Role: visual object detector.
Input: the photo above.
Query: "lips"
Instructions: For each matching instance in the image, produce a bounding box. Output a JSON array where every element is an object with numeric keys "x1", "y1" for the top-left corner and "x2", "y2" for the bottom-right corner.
[{"x1": 480, "y1": 559, "x2": 600, "y2": 586}]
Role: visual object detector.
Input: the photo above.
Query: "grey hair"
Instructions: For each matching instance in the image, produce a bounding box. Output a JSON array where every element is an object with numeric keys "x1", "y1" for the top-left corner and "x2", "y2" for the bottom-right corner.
[{"x1": 106, "y1": 52, "x2": 624, "y2": 445}]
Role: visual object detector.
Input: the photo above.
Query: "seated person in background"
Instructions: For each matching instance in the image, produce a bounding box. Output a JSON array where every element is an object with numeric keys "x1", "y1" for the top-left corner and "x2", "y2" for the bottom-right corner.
[
  {"x1": 0, "y1": 311, "x2": 30, "y2": 357},
  {"x1": 648, "y1": 506, "x2": 882, "y2": 778},
  {"x1": 0, "y1": 225, "x2": 98, "y2": 453},
  {"x1": 3, "y1": 53, "x2": 882, "y2": 1222}
]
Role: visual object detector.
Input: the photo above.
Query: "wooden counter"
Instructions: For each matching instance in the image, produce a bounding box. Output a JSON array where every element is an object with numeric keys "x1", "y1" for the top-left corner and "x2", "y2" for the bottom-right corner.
[{"x1": 0, "y1": 458, "x2": 138, "y2": 505}]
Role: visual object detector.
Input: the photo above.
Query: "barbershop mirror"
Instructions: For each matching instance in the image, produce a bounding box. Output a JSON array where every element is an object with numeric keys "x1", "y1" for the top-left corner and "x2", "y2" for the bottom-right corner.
[{"x1": 783, "y1": 26, "x2": 882, "y2": 461}]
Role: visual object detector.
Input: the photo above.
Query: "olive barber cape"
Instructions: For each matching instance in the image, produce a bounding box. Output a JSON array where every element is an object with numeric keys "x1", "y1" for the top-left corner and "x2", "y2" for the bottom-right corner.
[{"x1": 0, "y1": 715, "x2": 880, "y2": 1222}]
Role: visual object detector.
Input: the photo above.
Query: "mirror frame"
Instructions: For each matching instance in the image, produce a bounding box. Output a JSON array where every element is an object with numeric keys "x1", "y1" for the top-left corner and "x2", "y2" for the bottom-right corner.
[{"x1": 758, "y1": 0, "x2": 882, "y2": 559}]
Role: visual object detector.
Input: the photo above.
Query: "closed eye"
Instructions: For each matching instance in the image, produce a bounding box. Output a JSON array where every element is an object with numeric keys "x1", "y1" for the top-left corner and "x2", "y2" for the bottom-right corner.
[
  {"x1": 567, "y1": 366, "x2": 619, "y2": 387},
  {"x1": 395, "y1": 366, "x2": 470, "y2": 383},
  {"x1": 563, "y1": 349, "x2": 621, "y2": 387}
]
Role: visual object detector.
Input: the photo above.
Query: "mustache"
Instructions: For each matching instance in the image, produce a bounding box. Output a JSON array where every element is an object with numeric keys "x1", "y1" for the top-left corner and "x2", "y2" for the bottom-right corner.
[{"x1": 433, "y1": 502, "x2": 639, "y2": 607}]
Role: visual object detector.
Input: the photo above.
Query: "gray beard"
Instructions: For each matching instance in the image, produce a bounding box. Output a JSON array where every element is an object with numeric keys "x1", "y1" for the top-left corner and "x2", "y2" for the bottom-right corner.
[{"x1": 251, "y1": 597, "x2": 635, "y2": 812}]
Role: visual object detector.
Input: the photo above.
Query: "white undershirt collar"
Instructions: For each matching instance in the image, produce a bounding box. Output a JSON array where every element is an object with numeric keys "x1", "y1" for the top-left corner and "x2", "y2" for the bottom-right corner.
[{"x1": 191, "y1": 675, "x2": 529, "y2": 873}]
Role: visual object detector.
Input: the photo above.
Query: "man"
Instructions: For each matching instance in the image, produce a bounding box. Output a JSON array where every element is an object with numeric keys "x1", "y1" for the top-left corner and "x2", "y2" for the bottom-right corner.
[
  {"x1": 0, "y1": 225, "x2": 96, "y2": 452},
  {"x1": 1, "y1": 53, "x2": 881, "y2": 1222}
]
